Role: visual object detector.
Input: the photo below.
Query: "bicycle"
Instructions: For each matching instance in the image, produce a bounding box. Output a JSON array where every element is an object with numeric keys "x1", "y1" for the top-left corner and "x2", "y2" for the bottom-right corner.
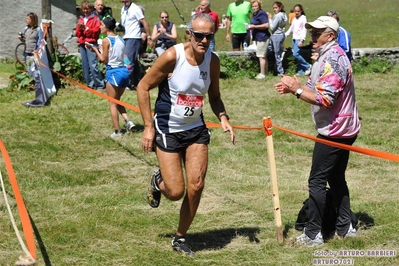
[{"x1": 15, "y1": 32, "x2": 69, "y2": 65}]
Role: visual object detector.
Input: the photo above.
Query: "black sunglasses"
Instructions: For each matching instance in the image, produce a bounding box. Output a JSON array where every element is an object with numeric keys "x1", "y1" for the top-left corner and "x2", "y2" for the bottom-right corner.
[
  {"x1": 161, "y1": 16, "x2": 168, "y2": 19},
  {"x1": 190, "y1": 30, "x2": 214, "y2": 40},
  {"x1": 310, "y1": 30, "x2": 331, "y2": 38}
]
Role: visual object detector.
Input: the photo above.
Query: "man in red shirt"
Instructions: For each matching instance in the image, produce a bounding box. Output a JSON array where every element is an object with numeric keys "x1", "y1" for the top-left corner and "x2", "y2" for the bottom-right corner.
[{"x1": 196, "y1": 0, "x2": 219, "y2": 51}]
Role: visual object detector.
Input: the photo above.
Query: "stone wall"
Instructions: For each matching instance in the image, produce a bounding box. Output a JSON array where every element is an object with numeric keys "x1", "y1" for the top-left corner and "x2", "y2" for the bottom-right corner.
[
  {"x1": 140, "y1": 47, "x2": 399, "y2": 70},
  {"x1": 212, "y1": 47, "x2": 399, "y2": 64},
  {"x1": 352, "y1": 47, "x2": 399, "y2": 64},
  {"x1": 0, "y1": 0, "x2": 77, "y2": 59}
]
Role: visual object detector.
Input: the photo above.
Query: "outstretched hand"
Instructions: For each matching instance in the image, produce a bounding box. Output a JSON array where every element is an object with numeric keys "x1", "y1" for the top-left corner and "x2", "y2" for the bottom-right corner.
[{"x1": 221, "y1": 120, "x2": 236, "y2": 145}]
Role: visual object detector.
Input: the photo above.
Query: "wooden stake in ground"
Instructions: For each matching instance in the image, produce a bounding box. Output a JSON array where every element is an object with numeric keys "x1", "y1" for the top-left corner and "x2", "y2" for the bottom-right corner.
[{"x1": 263, "y1": 117, "x2": 283, "y2": 243}]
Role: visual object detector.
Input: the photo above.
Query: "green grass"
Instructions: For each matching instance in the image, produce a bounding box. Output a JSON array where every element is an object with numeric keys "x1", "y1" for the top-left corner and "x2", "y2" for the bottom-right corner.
[
  {"x1": 102, "y1": 0, "x2": 399, "y2": 51},
  {"x1": 1, "y1": 65, "x2": 399, "y2": 265},
  {"x1": 0, "y1": 60, "x2": 16, "y2": 88}
]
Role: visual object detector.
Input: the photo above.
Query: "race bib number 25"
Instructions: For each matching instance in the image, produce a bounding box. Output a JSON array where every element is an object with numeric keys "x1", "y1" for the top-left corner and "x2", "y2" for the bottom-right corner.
[{"x1": 175, "y1": 94, "x2": 204, "y2": 117}]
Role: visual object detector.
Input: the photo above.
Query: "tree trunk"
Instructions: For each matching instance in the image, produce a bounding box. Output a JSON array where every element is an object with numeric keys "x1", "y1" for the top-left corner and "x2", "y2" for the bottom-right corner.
[
  {"x1": 41, "y1": 0, "x2": 61, "y2": 89},
  {"x1": 42, "y1": 0, "x2": 54, "y2": 55}
]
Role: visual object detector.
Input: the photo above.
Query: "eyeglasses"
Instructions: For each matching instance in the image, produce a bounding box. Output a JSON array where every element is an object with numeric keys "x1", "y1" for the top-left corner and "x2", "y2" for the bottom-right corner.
[
  {"x1": 190, "y1": 30, "x2": 214, "y2": 40},
  {"x1": 310, "y1": 30, "x2": 331, "y2": 38},
  {"x1": 161, "y1": 16, "x2": 168, "y2": 19}
]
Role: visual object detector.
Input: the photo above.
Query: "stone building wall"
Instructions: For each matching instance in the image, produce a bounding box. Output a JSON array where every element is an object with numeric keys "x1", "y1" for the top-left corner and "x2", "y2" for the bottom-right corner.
[{"x1": 0, "y1": 0, "x2": 77, "y2": 59}]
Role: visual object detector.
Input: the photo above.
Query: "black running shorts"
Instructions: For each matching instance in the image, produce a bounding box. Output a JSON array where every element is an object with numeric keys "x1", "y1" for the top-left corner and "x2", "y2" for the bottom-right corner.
[{"x1": 155, "y1": 125, "x2": 211, "y2": 152}]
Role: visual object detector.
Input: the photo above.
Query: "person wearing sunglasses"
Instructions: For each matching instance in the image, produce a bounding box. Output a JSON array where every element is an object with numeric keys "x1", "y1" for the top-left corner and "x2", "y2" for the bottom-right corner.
[
  {"x1": 151, "y1": 11, "x2": 177, "y2": 56},
  {"x1": 137, "y1": 13, "x2": 236, "y2": 257},
  {"x1": 275, "y1": 16, "x2": 360, "y2": 246}
]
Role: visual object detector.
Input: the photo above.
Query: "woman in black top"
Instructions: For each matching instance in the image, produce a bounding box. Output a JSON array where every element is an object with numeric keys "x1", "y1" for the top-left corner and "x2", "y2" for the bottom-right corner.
[{"x1": 150, "y1": 11, "x2": 177, "y2": 56}]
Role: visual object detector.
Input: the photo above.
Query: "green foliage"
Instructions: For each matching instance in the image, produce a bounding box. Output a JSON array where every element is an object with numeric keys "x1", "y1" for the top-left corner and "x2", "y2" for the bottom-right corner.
[
  {"x1": 0, "y1": 57, "x2": 14, "y2": 64},
  {"x1": 284, "y1": 55, "x2": 297, "y2": 76},
  {"x1": 219, "y1": 53, "x2": 258, "y2": 79},
  {"x1": 7, "y1": 63, "x2": 34, "y2": 90},
  {"x1": 52, "y1": 53, "x2": 85, "y2": 86},
  {"x1": 146, "y1": 46, "x2": 153, "y2": 53},
  {"x1": 352, "y1": 57, "x2": 394, "y2": 74},
  {"x1": 7, "y1": 52, "x2": 87, "y2": 90}
]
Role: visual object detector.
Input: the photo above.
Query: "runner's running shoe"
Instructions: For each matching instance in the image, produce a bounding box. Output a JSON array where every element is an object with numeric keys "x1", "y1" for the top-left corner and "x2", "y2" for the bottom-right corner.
[
  {"x1": 146, "y1": 168, "x2": 161, "y2": 208},
  {"x1": 172, "y1": 236, "x2": 196, "y2": 258}
]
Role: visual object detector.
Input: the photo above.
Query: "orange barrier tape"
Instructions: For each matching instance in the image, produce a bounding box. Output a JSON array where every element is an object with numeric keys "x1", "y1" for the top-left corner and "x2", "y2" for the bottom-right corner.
[
  {"x1": 41, "y1": 61, "x2": 263, "y2": 130},
  {"x1": 272, "y1": 124, "x2": 399, "y2": 162},
  {"x1": 43, "y1": 64, "x2": 399, "y2": 162},
  {"x1": 44, "y1": 66, "x2": 141, "y2": 113},
  {"x1": 205, "y1": 121, "x2": 262, "y2": 130},
  {"x1": 0, "y1": 140, "x2": 36, "y2": 260}
]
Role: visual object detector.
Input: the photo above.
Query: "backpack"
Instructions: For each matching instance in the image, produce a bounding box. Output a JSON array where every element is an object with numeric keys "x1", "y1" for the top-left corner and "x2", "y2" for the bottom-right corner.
[{"x1": 295, "y1": 189, "x2": 358, "y2": 239}]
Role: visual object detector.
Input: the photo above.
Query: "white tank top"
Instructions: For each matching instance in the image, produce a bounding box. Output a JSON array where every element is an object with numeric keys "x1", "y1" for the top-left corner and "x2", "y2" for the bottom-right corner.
[
  {"x1": 106, "y1": 35, "x2": 125, "y2": 68},
  {"x1": 154, "y1": 43, "x2": 212, "y2": 133}
]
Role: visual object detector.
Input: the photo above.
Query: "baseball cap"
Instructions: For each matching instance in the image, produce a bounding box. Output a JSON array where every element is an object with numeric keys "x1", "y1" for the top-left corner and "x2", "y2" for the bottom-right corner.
[
  {"x1": 305, "y1": 16, "x2": 339, "y2": 32},
  {"x1": 103, "y1": 17, "x2": 116, "y2": 30}
]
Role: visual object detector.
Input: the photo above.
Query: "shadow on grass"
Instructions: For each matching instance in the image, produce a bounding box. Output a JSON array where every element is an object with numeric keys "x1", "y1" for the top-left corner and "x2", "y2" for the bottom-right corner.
[
  {"x1": 161, "y1": 227, "x2": 260, "y2": 251},
  {"x1": 283, "y1": 222, "x2": 294, "y2": 238},
  {"x1": 356, "y1": 211, "x2": 375, "y2": 230},
  {"x1": 30, "y1": 213, "x2": 52, "y2": 266},
  {"x1": 282, "y1": 211, "x2": 375, "y2": 241}
]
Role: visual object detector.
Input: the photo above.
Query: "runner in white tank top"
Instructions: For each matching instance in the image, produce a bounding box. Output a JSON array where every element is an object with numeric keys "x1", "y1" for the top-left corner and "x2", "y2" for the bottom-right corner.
[
  {"x1": 154, "y1": 42, "x2": 212, "y2": 134},
  {"x1": 106, "y1": 35, "x2": 125, "y2": 68},
  {"x1": 88, "y1": 17, "x2": 135, "y2": 137},
  {"x1": 137, "y1": 14, "x2": 236, "y2": 258}
]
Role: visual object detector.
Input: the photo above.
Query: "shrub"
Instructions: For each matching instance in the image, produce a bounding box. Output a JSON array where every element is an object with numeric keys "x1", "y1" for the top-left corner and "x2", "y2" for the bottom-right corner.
[
  {"x1": 51, "y1": 53, "x2": 85, "y2": 87},
  {"x1": 352, "y1": 57, "x2": 394, "y2": 74},
  {"x1": 8, "y1": 63, "x2": 34, "y2": 90},
  {"x1": 218, "y1": 53, "x2": 259, "y2": 79},
  {"x1": 284, "y1": 55, "x2": 298, "y2": 76}
]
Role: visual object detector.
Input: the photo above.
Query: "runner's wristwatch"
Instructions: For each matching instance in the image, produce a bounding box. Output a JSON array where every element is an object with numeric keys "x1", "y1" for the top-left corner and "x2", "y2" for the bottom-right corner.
[
  {"x1": 296, "y1": 88, "x2": 304, "y2": 99},
  {"x1": 219, "y1": 113, "x2": 230, "y2": 120}
]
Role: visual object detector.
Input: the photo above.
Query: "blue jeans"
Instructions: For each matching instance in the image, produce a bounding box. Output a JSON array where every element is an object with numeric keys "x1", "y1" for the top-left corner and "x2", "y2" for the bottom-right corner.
[
  {"x1": 79, "y1": 44, "x2": 104, "y2": 89},
  {"x1": 124, "y1": 38, "x2": 142, "y2": 86},
  {"x1": 270, "y1": 34, "x2": 285, "y2": 75},
  {"x1": 292, "y1": 39, "x2": 310, "y2": 74},
  {"x1": 306, "y1": 134, "x2": 357, "y2": 239}
]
